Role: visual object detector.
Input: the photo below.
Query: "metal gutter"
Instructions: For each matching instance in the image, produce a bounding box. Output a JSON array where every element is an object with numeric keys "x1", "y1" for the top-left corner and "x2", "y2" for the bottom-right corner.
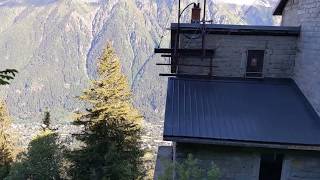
[{"x1": 170, "y1": 23, "x2": 300, "y2": 36}]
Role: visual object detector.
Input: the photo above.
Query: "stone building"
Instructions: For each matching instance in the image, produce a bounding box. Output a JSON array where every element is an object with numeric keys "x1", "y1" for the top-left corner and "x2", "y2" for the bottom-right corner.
[
  {"x1": 154, "y1": 1, "x2": 320, "y2": 180},
  {"x1": 274, "y1": 0, "x2": 320, "y2": 115}
]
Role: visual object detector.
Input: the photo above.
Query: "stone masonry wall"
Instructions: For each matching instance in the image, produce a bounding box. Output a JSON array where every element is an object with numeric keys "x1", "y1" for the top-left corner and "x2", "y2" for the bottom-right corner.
[
  {"x1": 175, "y1": 143, "x2": 260, "y2": 180},
  {"x1": 175, "y1": 143, "x2": 320, "y2": 180},
  {"x1": 178, "y1": 34, "x2": 297, "y2": 78},
  {"x1": 281, "y1": 0, "x2": 320, "y2": 114}
]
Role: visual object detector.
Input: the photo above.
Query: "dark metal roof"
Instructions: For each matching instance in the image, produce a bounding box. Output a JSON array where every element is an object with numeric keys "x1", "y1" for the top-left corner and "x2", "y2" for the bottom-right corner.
[
  {"x1": 164, "y1": 78, "x2": 320, "y2": 151},
  {"x1": 273, "y1": 0, "x2": 289, "y2": 15},
  {"x1": 171, "y1": 23, "x2": 300, "y2": 36}
]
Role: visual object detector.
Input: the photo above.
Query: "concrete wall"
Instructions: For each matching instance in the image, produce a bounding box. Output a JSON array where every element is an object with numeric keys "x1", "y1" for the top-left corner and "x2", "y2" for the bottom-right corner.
[
  {"x1": 175, "y1": 143, "x2": 261, "y2": 180},
  {"x1": 281, "y1": 0, "x2": 300, "y2": 26},
  {"x1": 281, "y1": 154, "x2": 320, "y2": 180},
  {"x1": 154, "y1": 146, "x2": 173, "y2": 180},
  {"x1": 281, "y1": 0, "x2": 320, "y2": 114},
  {"x1": 178, "y1": 34, "x2": 297, "y2": 78},
  {"x1": 175, "y1": 143, "x2": 320, "y2": 180}
]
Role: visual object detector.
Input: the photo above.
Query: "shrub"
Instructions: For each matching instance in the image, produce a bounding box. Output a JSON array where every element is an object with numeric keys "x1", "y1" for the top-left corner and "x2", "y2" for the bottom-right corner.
[
  {"x1": 6, "y1": 112, "x2": 65, "y2": 180},
  {"x1": 159, "y1": 154, "x2": 220, "y2": 180}
]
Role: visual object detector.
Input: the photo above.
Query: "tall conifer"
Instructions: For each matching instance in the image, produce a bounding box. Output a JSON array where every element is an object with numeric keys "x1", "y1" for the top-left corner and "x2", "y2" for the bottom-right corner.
[
  {"x1": 6, "y1": 111, "x2": 64, "y2": 180},
  {"x1": 69, "y1": 44, "x2": 144, "y2": 180},
  {"x1": 0, "y1": 101, "x2": 13, "y2": 179}
]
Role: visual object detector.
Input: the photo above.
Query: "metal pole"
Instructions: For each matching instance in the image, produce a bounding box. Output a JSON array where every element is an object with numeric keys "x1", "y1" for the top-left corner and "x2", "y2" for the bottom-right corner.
[
  {"x1": 177, "y1": 0, "x2": 181, "y2": 52},
  {"x1": 202, "y1": 0, "x2": 206, "y2": 56},
  {"x1": 173, "y1": 2, "x2": 180, "y2": 175},
  {"x1": 178, "y1": 0, "x2": 181, "y2": 22},
  {"x1": 173, "y1": 0, "x2": 181, "y2": 73},
  {"x1": 203, "y1": 0, "x2": 206, "y2": 22},
  {"x1": 177, "y1": 0, "x2": 181, "y2": 70},
  {"x1": 202, "y1": 0, "x2": 207, "y2": 75}
]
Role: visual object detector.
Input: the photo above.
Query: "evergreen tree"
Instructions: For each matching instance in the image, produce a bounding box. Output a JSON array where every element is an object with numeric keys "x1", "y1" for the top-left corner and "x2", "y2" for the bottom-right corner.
[
  {"x1": 42, "y1": 111, "x2": 51, "y2": 131},
  {"x1": 0, "y1": 69, "x2": 18, "y2": 85},
  {"x1": 0, "y1": 101, "x2": 13, "y2": 179},
  {"x1": 6, "y1": 111, "x2": 64, "y2": 180},
  {"x1": 0, "y1": 69, "x2": 18, "y2": 178},
  {"x1": 68, "y1": 44, "x2": 145, "y2": 180}
]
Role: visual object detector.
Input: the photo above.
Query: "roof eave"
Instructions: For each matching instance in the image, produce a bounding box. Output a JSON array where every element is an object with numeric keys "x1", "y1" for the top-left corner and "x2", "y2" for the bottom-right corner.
[
  {"x1": 164, "y1": 136, "x2": 320, "y2": 151},
  {"x1": 273, "y1": 0, "x2": 289, "y2": 15},
  {"x1": 170, "y1": 23, "x2": 301, "y2": 37}
]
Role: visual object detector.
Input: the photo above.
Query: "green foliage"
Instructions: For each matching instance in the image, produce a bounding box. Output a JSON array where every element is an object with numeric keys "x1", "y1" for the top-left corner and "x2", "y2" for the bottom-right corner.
[
  {"x1": 177, "y1": 154, "x2": 203, "y2": 180},
  {"x1": 6, "y1": 130, "x2": 64, "y2": 180},
  {"x1": 68, "y1": 44, "x2": 145, "y2": 180},
  {"x1": 159, "y1": 154, "x2": 220, "y2": 180},
  {"x1": 207, "y1": 163, "x2": 220, "y2": 180},
  {"x1": 0, "y1": 69, "x2": 18, "y2": 85},
  {"x1": 6, "y1": 112, "x2": 64, "y2": 180},
  {"x1": 42, "y1": 111, "x2": 51, "y2": 131},
  {"x1": 0, "y1": 101, "x2": 13, "y2": 179}
]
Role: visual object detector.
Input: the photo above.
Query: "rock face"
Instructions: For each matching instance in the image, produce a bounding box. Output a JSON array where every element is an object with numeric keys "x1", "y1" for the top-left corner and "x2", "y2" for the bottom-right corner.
[{"x1": 0, "y1": 0, "x2": 279, "y2": 148}]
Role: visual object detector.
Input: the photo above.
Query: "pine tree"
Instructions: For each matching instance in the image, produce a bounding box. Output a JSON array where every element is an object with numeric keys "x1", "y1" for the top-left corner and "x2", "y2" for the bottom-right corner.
[
  {"x1": 0, "y1": 69, "x2": 18, "y2": 178},
  {"x1": 0, "y1": 69, "x2": 18, "y2": 85},
  {"x1": 6, "y1": 111, "x2": 64, "y2": 180},
  {"x1": 68, "y1": 44, "x2": 145, "y2": 180},
  {"x1": 0, "y1": 101, "x2": 13, "y2": 179},
  {"x1": 42, "y1": 111, "x2": 51, "y2": 131}
]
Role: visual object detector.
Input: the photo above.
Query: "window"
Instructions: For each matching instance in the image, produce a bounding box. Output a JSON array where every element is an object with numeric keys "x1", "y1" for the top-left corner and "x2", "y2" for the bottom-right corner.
[
  {"x1": 246, "y1": 50, "x2": 265, "y2": 78},
  {"x1": 259, "y1": 153, "x2": 284, "y2": 180}
]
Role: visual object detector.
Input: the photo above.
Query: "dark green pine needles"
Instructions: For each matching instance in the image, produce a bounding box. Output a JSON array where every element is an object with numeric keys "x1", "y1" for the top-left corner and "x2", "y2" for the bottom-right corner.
[{"x1": 0, "y1": 69, "x2": 18, "y2": 85}]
